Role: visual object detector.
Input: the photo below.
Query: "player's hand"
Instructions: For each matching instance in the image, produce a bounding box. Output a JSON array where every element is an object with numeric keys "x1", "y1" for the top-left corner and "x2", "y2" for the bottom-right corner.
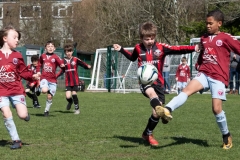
[
  {"x1": 88, "y1": 65, "x2": 91, "y2": 69},
  {"x1": 37, "y1": 72, "x2": 41, "y2": 76},
  {"x1": 113, "y1": 44, "x2": 121, "y2": 51},
  {"x1": 60, "y1": 64, "x2": 65, "y2": 68},
  {"x1": 32, "y1": 74, "x2": 40, "y2": 80},
  {"x1": 175, "y1": 77, "x2": 178, "y2": 81}
]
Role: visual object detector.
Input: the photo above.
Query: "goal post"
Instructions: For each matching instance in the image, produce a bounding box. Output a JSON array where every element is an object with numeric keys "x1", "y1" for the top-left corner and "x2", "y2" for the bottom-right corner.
[{"x1": 88, "y1": 46, "x2": 140, "y2": 93}]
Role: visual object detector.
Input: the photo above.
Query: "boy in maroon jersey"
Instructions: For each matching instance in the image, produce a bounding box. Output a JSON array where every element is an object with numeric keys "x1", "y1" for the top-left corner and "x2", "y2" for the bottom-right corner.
[
  {"x1": 175, "y1": 56, "x2": 190, "y2": 94},
  {"x1": 36, "y1": 41, "x2": 64, "y2": 117},
  {"x1": 162, "y1": 10, "x2": 240, "y2": 149},
  {"x1": 25, "y1": 55, "x2": 41, "y2": 108},
  {"x1": 0, "y1": 25, "x2": 39, "y2": 149},
  {"x1": 113, "y1": 21, "x2": 199, "y2": 146},
  {"x1": 56, "y1": 44, "x2": 91, "y2": 114}
]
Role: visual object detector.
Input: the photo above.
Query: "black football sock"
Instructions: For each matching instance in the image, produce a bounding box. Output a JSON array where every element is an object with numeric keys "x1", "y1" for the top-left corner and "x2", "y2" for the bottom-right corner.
[
  {"x1": 143, "y1": 115, "x2": 160, "y2": 135},
  {"x1": 72, "y1": 95, "x2": 79, "y2": 110},
  {"x1": 223, "y1": 132, "x2": 230, "y2": 144},
  {"x1": 150, "y1": 97, "x2": 161, "y2": 109},
  {"x1": 66, "y1": 97, "x2": 73, "y2": 104},
  {"x1": 26, "y1": 92, "x2": 33, "y2": 99}
]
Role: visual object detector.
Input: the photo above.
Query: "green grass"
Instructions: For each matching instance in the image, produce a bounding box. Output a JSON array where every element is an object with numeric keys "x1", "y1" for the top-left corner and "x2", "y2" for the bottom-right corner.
[{"x1": 1, "y1": 91, "x2": 240, "y2": 159}]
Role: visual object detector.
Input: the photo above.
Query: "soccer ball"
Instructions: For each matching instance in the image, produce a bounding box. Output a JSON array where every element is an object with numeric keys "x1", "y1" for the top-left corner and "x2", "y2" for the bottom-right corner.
[{"x1": 137, "y1": 63, "x2": 158, "y2": 85}]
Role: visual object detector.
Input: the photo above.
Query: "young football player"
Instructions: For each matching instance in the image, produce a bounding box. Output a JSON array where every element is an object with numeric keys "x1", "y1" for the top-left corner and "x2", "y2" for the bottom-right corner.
[
  {"x1": 161, "y1": 9, "x2": 240, "y2": 149},
  {"x1": 175, "y1": 56, "x2": 190, "y2": 94},
  {"x1": 36, "y1": 41, "x2": 64, "y2": 117},
  {"x1": 0, "y1": 25, "x2": 39, "y2": 149},
  {"x1": 25, "y1": 55, "x2": 41, "y2": 108},
  {"x1": 56, "y1": 44, "x2": 91, "y2": 114},
  {"x1": 113, "y1": 21, "x2": 199, "y2": 146}
]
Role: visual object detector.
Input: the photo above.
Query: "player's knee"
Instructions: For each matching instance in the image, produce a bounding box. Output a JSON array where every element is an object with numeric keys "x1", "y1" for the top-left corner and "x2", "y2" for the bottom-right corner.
[
  {"x1": 47, "y1": 94, "x2": 53, "y2": 100},
  {"x1": 25, "y1": 88, "x2": 30, "y2": 92}
]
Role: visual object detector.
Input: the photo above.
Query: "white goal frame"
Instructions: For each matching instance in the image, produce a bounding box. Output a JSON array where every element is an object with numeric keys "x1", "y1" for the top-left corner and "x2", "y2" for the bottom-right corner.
[{"x1": 87, "y1": 47, "x2": 140, "y2": 93}]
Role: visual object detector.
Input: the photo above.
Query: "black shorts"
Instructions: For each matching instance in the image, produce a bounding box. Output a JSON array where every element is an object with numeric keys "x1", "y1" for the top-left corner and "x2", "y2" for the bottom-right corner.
[
  {"x1": 140, "y1": 81, "x2": 165, "y2": 104},
  {"x1": 65, "y1": 85, "x2": 79, "y2": 92}
]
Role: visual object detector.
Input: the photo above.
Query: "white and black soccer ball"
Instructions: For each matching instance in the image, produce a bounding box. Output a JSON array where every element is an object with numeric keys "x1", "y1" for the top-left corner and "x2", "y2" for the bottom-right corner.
[{"x1": 137, "y1": 63, "x2": 158, "y2": 85}]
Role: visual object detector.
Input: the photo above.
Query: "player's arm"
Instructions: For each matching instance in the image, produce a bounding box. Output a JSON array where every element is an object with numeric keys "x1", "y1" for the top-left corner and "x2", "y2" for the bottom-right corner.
[
  {"x1": 36, "y1": 55, "x2": 43, "y2": 75},
  {"x1": 163, "y1": 43, "x2": 198, "y2": 55},
  {"x1": 113, "y1": 44, "x2": 138, "y2": 61},
  {"x1": 226, "y1": 35, "x2": 240, "y2": 55},
  {"x1": 77, "y1": 58, "x2": 91, "y2": 69},
  {"x1": 175, "y1": 66, "x2": 180, "y2": 81},
  {"x1": 56, "y1": 68, "x2": 65, "y2": 78},
  {"x1": 17, "y1": 57, "x2": 37, "y2": 81},
  {"x1": 55, "y1": 55, "x2": 65, "y2": 68}
]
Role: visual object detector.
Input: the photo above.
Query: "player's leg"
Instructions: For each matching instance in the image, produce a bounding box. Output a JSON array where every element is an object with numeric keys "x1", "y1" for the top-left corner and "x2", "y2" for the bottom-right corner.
[
  {"x1": 72, "y1": 86, "x2": 80, "y2": 114},
  {"x1": 1, "y1": 97, "x2": 22, "y2": 149},
  {"x1": 65, "y1": 87, "x2": 73, "y2": 110},
  {"x1": 163, "y1": 73, "x2": 206, "y2": 123},
  {"x1": 10, "y1": 95, "x2": 30, "y2": 121},
  {"x1": 43, "y1": 81, "x2": 56, "y2": 117},
  {"x1": 209, "y1": 77, "x2": 232, "y2": 149},
  {"x1": 30, "y1": 85, "x2": 40, "y2": 108},
  {"x1": 140, "y1": 83, "x2": 166, "y2": 146}
]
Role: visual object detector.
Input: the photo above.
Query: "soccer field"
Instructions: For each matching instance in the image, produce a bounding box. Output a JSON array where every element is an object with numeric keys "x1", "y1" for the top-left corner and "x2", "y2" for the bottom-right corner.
[{"x1": 1, "y1": 91, "x2": 240, "y2": 159}]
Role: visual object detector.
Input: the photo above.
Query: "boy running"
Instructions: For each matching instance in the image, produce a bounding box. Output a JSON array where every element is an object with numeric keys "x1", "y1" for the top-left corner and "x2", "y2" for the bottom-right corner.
[
  {"x1": 36, "y1": 41, "x2": 64, "y2": 117},
  {"x1": 56, "y1": 44, "x2": 91, "y2": 114},
  {"x1": 25, "y1": 55, "x2": 41, "y2": 108}
]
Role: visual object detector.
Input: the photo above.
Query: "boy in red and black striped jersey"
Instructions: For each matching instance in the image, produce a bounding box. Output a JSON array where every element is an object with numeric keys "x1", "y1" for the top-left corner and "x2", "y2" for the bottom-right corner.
[
  {"x1": 56, "y1": 44, "x2": 91, "y2": 114},
  {"x1": 25, "y1": 55, "x2": 41, "y2": 108},
  {"x1": 113, "y1": 21, "x2": 199, "y2": 146}
]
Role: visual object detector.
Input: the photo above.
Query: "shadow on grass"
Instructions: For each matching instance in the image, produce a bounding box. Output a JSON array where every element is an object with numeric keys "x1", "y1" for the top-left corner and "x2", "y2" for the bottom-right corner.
[
  {"x1": 113, "y1": 135, "x2": 148, "y2": 147},
  {"x1": 32, "y1": 113, "x2": 56, "y2": 117},
  {"x1": 114, "y1": 135, "x2": 209, "y2": 149},
  {"x1": 0, "y1": 140, "x2": 30, "y2": 147},
  {"x1": 54, "y1": 110, "x2": 73, "y2": 114},
  {"x1": 152, "y1": 136, "x2": 209, "y2": 149}
]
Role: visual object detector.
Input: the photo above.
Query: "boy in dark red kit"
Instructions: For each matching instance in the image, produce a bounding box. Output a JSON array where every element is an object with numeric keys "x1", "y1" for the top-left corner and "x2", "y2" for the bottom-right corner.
[
  {"x1": 56, "y1": 44, "x2": 91, "y2": 114},
  {"x1": 25, "y1": 55, "x2": 41, "y2": 108},
  {"x1": 37, "y1": 41, "x2": 64, "y2": 117},
  {"x1": 162, "y1": 9, "x2": 240, "y2": 149}
]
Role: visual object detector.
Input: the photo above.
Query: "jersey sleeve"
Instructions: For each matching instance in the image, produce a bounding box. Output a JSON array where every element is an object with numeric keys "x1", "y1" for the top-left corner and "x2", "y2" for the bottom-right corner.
[
  {"x1": 118, "y1": 45, "x2": 139, "y2": 61},
  {"x1": 55, "y1": 55, "x2": 64, "y2": 67},
  {"x1": 17, "y1": 57, "x2": 34, "y2": 81},
  {"x1": 36, "y1": 55, "x2": 43, "y2": 72},
  {"x1": 162, "y1": 43, "x2": 195, "y2": 55},
  {"x1": 226, "y1": 35, "x2": 240, "y2": 55},
  {"x1": 77, "y1": 58, "x2": 89, "y2": 69}
]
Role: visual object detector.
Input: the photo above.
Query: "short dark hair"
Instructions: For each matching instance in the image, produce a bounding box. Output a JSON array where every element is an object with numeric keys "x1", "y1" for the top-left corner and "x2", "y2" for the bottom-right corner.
[
  {"x1": 64, "y1": 44, "x2": 73, "y2": 53},
  {"x1": 139, "y1": 21, "x2": 157, "y2": 39},
  {"x1": 31, "y1": 55, "x2": 39, "y2": 62},
  {"x1": 207, "y1": 9, "x2": 224, "y2": 23},
  {"x1": 45, "y1": 40, "x2": 55, "y2": 47}
]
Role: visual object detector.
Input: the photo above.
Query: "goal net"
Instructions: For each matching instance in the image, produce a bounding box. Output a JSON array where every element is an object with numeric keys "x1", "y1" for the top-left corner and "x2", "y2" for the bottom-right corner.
[{"x1": 87, "y1": 47, "x2": 140, "y2": 93}]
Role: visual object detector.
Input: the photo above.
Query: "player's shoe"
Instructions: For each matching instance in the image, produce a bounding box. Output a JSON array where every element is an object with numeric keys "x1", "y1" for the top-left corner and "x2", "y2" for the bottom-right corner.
[
  {"x1": 33, "y1": 104, "x2": 41, "y2": 108},
  {"x1": 74, "y1": 109, "x2": 80, "y2": 115},
  {"x1": 10, "y1": 140, "x2": 22, "y2": 149},
  {"x1": 223, "y1": 135, "x2": 232, "y2": 150},
  {"x1": 44, "y1": 111, "x2": 49, "y2": 117},
  {"x1": 24, "y1": 113, "x2": 30, "y2": 122},
  {"x1": 155, "y1": 106, "x2": 172, "y2": 122},
  {"x1": 142, "y1": 134, "x2": 159, "y2": 146},
  {"x1": 66, "y1": 102, "x2": 73, "y2": 110}
]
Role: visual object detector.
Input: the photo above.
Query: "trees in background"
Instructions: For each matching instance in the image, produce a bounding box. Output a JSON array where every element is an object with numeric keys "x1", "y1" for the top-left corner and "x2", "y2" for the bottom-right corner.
[{"x1": 2, "y1": 0, "x2": 240, "y2": 51}]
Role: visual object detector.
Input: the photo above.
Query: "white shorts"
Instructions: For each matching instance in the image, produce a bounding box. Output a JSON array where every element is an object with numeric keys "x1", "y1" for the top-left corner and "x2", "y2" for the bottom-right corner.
[
  {"x1": 40, "y1": 79, "x2": 57, "y2": 96},
  {"x1": 0, "y1": 95, "x2": 26, "y2": 108},
  {"x1": 177, "y1": 82, "x2": 187, "y2": 90},
  {"x1": 193, "y1": 72, "x2": 226, "y2": 101}
]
